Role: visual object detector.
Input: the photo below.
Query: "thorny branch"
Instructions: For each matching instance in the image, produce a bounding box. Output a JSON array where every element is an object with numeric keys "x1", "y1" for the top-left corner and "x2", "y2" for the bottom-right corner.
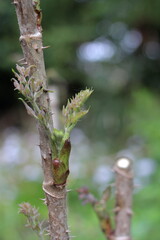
[{"x1": 12, "y1": 1, "x2": 92, "y2": 239}]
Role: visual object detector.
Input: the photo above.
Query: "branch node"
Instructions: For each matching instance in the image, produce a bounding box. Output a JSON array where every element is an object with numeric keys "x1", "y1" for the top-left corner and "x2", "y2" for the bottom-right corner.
[
  {"x1": 13, "y1": 0, "x2": 18, "y2": 5},
  {"x1": 19, "y1": 32, "x2": 42, "y2": 42},
  {"x1": 41, "y1": 153, "x2": 47, "y2": 160},
  {"x1": 126, "y1": 208, "x2": 133, "y2": 216},
  {"x1": 42, "y1": 181, "x2": 66, "y2": 199},
  {"x1": 113, "y1": 206, "x2": 121, "y2": 213}
]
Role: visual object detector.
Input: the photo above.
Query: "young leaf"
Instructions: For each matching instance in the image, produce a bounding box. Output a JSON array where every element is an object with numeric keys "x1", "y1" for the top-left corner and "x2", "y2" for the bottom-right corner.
[
  {"x1": 62, "y1": 89, "x2": 93, "y2": 133},
  {"x1": 19, "y1": 98, "x2": 38, "y2": 119}
]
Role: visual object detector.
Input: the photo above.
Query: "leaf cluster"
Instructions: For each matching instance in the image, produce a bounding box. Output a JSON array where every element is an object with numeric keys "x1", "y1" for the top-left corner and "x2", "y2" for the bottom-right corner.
[
  {"x1": 12, "y1": 64, "x2": 51, "y2": 128},
  {"x1": 12, "y1": 65, "x2": 92, "y2": 184}
]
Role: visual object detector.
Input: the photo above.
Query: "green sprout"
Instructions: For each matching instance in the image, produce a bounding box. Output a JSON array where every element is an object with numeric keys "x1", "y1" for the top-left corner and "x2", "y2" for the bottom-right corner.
[{"x1": 12, "y1": 65, "x2": 93, "y2": 185}]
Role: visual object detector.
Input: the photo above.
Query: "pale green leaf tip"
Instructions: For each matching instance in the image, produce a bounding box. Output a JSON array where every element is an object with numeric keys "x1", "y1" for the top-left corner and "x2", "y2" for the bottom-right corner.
[
  {"x1": 11, "y1": 68, "x2": 15, "y2": 74},
  {"x1": 62, "y1": 88, "x2": 93, "y2": 133}
]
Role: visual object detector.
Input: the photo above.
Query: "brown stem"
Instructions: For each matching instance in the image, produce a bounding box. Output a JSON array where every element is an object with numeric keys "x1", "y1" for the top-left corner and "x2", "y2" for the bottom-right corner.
[
  {"x1": 13, "y1": 1, "x2": 69, "y2": 239},
  {"x1": 114, "y1": 158, "x2": 133, "y2": 240}
]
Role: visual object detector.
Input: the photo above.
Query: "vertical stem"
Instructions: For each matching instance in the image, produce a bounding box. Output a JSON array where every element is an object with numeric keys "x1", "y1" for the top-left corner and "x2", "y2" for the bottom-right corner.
[
  {"x1": 13, "y1": 1, "x2": 69, "y2": 239},
  {"x1": 47, "y1": 193, "x2": 69, "y2": 240},
  {"x1": 114, "y1": 158, "x2": 133, "y2": 240}
]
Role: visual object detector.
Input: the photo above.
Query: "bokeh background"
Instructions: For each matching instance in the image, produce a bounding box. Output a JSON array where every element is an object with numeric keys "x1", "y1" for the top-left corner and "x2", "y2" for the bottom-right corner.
[{"x1": 0, "y1": 0, "x2": 160, "y2": 239}]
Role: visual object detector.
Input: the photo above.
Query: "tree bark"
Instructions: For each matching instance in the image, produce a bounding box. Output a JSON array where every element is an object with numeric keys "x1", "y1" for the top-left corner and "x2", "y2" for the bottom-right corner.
[
  {"x1": 13, "y1": 1, "x2": 69, "y2": 239},
  {"x1": 114, "y1": 158, "x2": 133, "y2": 240}
]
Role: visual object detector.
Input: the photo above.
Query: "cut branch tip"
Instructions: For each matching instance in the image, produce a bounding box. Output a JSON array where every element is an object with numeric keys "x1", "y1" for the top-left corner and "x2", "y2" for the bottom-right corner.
[{"x1": 116, "y1": 157, "x2": 131, "y2": 169}]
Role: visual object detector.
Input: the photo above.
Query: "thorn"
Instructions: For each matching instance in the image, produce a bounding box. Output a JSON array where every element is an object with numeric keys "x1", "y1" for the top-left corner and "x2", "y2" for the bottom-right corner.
[
  {"x1": 66, "y1": 189, "x2": 72, "y2": 192},
  {"x1": 18, "y1": 58, "x2": 25, "y2": 63},
  {"x1": 40, "y1": 198, "x2": 45, "y2": 201},
  {"x1": 40, "y1": 198, "x2": 47, "y2": 205},
  {"x1": 41, "y1": 46, "x2": 50, "y2": 49},
  {"x1": 66, "y1": 229, "x2": 71, "y2": 233}
]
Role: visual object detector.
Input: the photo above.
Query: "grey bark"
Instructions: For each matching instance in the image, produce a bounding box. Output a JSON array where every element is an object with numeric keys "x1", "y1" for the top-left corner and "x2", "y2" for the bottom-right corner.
[
  {"x1": 13, "y1": 1, "x2": 69, "y2": 239},
  {"x1": 114, "y1": 158, "x2": 133, "y2": 240}
]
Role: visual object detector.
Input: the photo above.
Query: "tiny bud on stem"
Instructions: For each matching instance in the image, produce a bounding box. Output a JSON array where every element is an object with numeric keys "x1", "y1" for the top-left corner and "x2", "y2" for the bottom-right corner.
[{"x1": 52, "y1": 159, "x2": 61, "y2": 169}]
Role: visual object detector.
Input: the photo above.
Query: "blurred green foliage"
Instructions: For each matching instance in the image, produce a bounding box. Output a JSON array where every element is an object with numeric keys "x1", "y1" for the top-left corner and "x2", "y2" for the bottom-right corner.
[
  {"x1": 0, "y1": 0, "x2": 160, "y2": 239},
  {"x1": 130, "y1": 89, "x2": 160, "y2": 160}
]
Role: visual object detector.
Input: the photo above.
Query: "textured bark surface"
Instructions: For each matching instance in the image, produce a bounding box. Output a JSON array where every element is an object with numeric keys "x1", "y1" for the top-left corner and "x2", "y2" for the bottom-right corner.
[
  {"x1": 114, "y1": 158, "x2": 133, "y2": 240},
  {"x1": 13, "y1": 1, "x2": 69, "y2": 239},
  {"x1": 47, "y1": 193, "x2": 69, "y2": 240}
]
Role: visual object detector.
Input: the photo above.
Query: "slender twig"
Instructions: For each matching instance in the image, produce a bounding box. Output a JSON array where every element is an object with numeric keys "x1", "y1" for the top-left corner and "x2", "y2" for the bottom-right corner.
[
  {"x1": 78, "y1": 186, "x2": 113, "y2": 240},
  {"x1": 113, "y1": 157, "x2": 133, "y2": 240}
]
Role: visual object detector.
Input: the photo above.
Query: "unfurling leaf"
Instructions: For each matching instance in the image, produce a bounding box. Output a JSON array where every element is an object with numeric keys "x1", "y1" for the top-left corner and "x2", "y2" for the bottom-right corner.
[
  {"x1": 19, "y1": 202, "x2": 39, "y2": 218},
  {"x1": 62, "y1": 89, "x2": 93, "y2": 132},
  {"x1": 12, "y1": 79, "x2": 20, "y2": 91},
  {"x1": 16, "y1": 64, "x2": 25, "y2": 76},
  {"x1": 63, "y1": 89, "x2": 93, "y2": 116},
  {"x1": 34, "y1": 87, "x2": 44, "y2": 100},
  {"x1": 19, "y1": 98, "x2": 37, "y2": 119},
  {"x1": 68, "y1": 109, "x2": 89, "y2": 125}
]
